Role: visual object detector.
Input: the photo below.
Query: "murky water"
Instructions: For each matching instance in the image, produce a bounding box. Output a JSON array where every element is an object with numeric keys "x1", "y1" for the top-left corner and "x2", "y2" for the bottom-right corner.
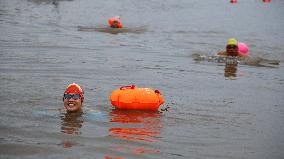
[{"x1": 1, "y1": 0, "x2": 284, "y2": 159}]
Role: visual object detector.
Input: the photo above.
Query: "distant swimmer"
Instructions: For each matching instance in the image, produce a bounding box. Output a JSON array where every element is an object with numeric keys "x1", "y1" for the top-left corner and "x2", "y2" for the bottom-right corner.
[
  {"x1": 217, "y1": 38, "x2": 249, "y2": 58},
  {"x1": 63, "y1": 83, "x2": 84, "y2": 112},
  {"x1": 108, "y1": 16, "x2": 123, "y2": 28},
  {"x1": 78, "y1": 16, "x2": 147, "y2": 34},
  {"x1": 192, "y1": 37, "x2": 279, "y2": 67},
  {"x1": 214, "y1": 38, "x2": 279, "y2": 67}
]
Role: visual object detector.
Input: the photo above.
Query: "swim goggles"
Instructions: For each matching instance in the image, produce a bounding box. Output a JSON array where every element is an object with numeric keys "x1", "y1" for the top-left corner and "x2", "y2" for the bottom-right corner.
[
  {"x1": 226, "y1": 45, "x2": 237, "y2": 49},
  {"x1": 63, "y1": 94, "x2": 81, "y2": 100}
]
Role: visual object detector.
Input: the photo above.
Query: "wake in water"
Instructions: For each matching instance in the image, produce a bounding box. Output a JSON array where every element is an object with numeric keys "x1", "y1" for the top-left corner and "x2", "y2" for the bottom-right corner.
[
  {"x1": 78, "y1": 26, "x2": 147, "y2": 34},
  {"x1": 192, "y1": 53, "x2": 280, "y2": 68}
]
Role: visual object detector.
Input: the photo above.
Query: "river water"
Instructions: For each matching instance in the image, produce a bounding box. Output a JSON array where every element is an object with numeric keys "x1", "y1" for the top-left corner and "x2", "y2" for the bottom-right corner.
[{"x1": 0, "y1": 0, "x2": 284, "y2": 159}]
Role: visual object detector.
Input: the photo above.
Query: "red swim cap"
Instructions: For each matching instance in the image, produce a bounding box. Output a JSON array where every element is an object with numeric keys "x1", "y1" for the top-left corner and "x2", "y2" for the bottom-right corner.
[
  {"x1": 64, "y1": 83, "x2": 84, "y2": 102},
  {"x1": 108, "y1": 16, "x2": 123, "y2": 28}
]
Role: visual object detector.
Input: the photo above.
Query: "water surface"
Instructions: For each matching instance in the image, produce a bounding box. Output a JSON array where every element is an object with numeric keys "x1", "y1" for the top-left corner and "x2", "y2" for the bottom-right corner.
[{"x1": 1, "y1": 0, "x2": 284, "y2": 159}]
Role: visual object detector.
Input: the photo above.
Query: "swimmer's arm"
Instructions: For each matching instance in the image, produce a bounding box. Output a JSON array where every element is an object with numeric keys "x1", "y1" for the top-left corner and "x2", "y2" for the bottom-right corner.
[{"x1": 217, "y1": 51, "x2": 226, "y2": 56}]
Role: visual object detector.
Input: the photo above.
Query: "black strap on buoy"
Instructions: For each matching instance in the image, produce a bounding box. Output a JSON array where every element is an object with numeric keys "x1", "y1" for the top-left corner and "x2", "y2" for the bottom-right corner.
[
  {"x1": 154, "y1": 89, "x2": 160, "y2": 94},
  {"x1": 120, "y1": 85, "x2": 135, "y2": 90}
]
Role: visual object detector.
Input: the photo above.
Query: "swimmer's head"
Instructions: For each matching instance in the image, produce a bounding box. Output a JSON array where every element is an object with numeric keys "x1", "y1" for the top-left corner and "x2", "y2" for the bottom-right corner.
[
  {"x1": 108, "y1": 16, "x2": 123, "y2": 28},
  {"x1": 226, "y1": 38, "x2": 239, "y2": 56},
  {"x1": 63, "y1": 83, "x2": 84, "y2": 112}
]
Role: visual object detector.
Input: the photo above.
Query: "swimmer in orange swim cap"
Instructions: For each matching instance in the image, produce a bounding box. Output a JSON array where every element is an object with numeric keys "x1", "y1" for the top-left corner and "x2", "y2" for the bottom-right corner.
[
  {"x1": 217, "y1": 38, "x2": 246, "y2": 57},
  {"x1": 63, "y1": 83, "x2": 84, "y2": 112},
  {"x1": 108, "y1": 16, "x2": 123, "y2": 28}
]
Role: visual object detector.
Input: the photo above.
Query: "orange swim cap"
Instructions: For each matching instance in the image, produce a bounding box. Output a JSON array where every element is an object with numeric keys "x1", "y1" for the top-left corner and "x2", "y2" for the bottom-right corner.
[{"x1": 64, "y1": 83, "x2": 84, "y2": 102}]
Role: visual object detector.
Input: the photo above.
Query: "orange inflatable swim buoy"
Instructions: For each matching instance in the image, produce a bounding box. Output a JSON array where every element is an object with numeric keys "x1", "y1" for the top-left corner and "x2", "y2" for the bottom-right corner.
[
  {"x1": 108, "y1": 16, "x2": 123, "y2": 28},
  {"x1": 110, "y1": 85, "x2": 164, "y2": 110}
]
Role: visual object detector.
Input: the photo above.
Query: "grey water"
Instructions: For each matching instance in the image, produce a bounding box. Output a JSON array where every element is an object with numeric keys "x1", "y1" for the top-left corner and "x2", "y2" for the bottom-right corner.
[{"x1": 1, "y1": 0, "x2": 284, "y2": 159}]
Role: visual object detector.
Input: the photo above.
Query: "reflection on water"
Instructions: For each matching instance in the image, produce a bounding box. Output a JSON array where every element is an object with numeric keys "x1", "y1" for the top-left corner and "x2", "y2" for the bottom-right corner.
[
  {"x1": 107, "y1": 110, "x2": 161, "y2": 157},
  {"x1": 109, "y1": 110, "x2": 161, "y2": 142},
  {"x1": 60, "y1": 111, "x2": 84, "y2": 135},
  {"x1": 224, "y1": 57, "x2": 238, "y2": 79},
  {"x1": 60, "y1": 111, "x2": 83, "y2": 148},
  {"x1": 224, "y1": 63, "x2": 238, "y2": 79},
  {"x1": 104, "y1": 156, "x2": 125, "y2": 159}
]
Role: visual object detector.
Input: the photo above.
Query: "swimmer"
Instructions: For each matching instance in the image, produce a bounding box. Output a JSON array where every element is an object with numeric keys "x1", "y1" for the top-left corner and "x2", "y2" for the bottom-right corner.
[
  {"x1": 110, "y1": 20, "x2": 121, "y2": 28},
  {"x1": 63, "y1": 83, "x2": 84, "y2": 112},
  {"x1": 108, "y1": 16, "x2": 123, "y2": 28},
  {"x1": 217, "y1": 38, "x2": 248, "y2": 58}
]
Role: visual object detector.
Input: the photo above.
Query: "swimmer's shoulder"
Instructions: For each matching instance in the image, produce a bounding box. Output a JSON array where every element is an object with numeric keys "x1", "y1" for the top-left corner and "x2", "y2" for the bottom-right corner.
[{"x1": 217, "y1": 51, "x2": 227, "y2": 56}]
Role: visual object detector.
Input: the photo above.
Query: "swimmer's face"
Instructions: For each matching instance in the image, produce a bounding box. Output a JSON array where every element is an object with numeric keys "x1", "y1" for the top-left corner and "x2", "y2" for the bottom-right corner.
[
  {"x1": 63, "y1": 94, "x2": 83, "y2": 112},
  {"x1": 226, "y1": 45, "x2": 238, "y2": 56},
  {"x1": 111, "y1": 21, "x2": 119, "y2": 28}
]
